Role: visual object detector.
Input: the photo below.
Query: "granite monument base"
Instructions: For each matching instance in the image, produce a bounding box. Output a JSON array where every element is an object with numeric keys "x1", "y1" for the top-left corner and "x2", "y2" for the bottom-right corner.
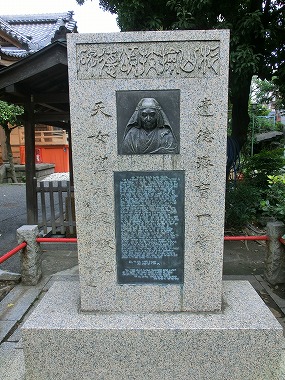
[{"x1": 22, "y1": 281, "x2": 283, "y2": 380}]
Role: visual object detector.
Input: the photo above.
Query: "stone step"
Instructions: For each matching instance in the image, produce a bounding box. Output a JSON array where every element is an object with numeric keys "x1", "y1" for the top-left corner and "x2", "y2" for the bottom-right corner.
[{"x1": 0, "y1": 277, "x2": 49, "y2": 343}]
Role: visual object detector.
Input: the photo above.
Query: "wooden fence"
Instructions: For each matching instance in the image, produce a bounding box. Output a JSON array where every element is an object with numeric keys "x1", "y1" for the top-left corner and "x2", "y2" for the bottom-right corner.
[
  {"x1": 37, "y1": 181, "x2": 76, "y2": 236},
  {"x1": 0, "y1": 127, "x2": 69, "y2": 165},
  {"x1": 20, "y1": 128, "x2": 68, "y2": 145}
]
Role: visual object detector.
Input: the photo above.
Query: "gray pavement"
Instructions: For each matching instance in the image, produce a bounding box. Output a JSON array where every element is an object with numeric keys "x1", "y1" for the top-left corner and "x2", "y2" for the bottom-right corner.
[{"x1": 0, "y1": 184, "x2": 27, "y2": 273}]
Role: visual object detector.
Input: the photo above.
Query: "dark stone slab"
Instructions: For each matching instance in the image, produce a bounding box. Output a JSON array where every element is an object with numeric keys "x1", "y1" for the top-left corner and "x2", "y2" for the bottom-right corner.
[{"x1": 114, "y1": 171, "x2": 185, "y2": 284}]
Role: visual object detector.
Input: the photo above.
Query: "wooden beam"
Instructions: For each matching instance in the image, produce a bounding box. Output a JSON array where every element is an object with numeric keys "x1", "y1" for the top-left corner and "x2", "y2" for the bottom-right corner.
[
  {"x1": 0, "y1": 30, "x2": 25, "y2": 48},
  {"x1": 24, "y1": 101, "x2": 38, "y2": 225},
  {"x1": 4, "y1": 84, "x2": 27, "y2": 99},
  {"x1": 0, "y1": 92, "x2": 27, "y2": 104},
  {"x1": 1, "y1": 88, "x2": 70, "y2": 105},
  {"x1": 34, "y1": 113, "x2": 69, "y2": 123},
  {"x1": 0, "y1": 58, "x2": 18, "y2": 67},
  {"x1": 33, "y1": 93, "x2": 69, "y2": 104},
  {"x1": 0, "y1": 43, "x2": 68, "y2": 90},
  {"x1": 38, "y1": 103, "x2": 66, "y2": 113},
  {"x1": 68, "y1": 122, "x2": 74, "y2": 186}
]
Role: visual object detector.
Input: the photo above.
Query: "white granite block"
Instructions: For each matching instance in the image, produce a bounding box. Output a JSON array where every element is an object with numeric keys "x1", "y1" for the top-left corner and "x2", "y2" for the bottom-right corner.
[
  {"x1": 67, "y1": 30, "x2": 229, "y2": 312},
  {"x1": 22, "y1": 280, "x2": 283, "y2": 380}
]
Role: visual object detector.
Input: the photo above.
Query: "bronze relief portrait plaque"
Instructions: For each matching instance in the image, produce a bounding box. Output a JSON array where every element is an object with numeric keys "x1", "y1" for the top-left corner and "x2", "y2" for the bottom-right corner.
[{"x1": 117, "y1": 90, "x2": 180, "y2": 155}]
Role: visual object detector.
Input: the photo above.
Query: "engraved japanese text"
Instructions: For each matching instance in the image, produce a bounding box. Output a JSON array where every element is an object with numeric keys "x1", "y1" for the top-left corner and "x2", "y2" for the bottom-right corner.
[{"x1": 77, "y1": 41, "x2": 220, "y2": 79}]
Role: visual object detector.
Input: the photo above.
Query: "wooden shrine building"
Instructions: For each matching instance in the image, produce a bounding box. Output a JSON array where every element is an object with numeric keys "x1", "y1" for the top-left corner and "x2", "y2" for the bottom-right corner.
[{"x1": 0, "y1": 12, "x2": 77, "y2": 224}]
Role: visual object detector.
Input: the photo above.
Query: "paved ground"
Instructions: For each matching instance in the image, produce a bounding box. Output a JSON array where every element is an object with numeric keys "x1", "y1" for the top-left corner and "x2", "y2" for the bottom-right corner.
[
  {"x1": 0, "y1": 184, "x2": 27, "y2": 273},
  {"x1": 1, "y1": 183, "x2": 285, "y2": 378}
]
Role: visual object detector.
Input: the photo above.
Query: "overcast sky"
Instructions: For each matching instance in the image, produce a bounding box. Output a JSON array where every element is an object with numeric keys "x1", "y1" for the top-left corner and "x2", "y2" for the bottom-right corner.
[{"x1": 0, "y1": 0, "x2": 120, "y2": 33}]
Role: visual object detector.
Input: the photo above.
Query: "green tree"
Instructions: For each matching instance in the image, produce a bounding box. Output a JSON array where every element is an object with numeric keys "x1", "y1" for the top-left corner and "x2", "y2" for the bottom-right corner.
[
  {"x1": 0, "y1": 101, "x2": 24, "y2": 183},
  {"x1": 252, "y1": 76, "x2": 285, "y2": 111},
  {"x1": 77, "y1": 0, "x2": 285, "y2": 150}
]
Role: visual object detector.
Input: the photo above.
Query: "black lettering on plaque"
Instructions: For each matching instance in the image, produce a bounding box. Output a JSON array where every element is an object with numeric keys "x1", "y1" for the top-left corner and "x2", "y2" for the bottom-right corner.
[{"x1": 114, "y1": 171, "x2": 185, "y2": 284}]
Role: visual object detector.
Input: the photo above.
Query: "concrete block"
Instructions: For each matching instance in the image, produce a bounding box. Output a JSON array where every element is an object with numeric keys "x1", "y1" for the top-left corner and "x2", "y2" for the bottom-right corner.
[
  {"x1": 0, "y1": 269, "x2": 20, "y2": 281},
  {"x1": 17, "y1": 225, "x2": 41, "y2": 285},
  {"x1": 265, "y1": 221, "x2": 285, "y2": 285},
  {"x1": 0, "y1": 284, "x2": 43, "y2": 343}
]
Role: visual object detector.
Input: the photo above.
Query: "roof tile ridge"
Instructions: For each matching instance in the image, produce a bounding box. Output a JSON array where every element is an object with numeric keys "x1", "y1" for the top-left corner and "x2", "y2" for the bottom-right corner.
[
  {"x1": 26, "y1": 12, "x2": 72, "y2": 47},
  {"x1": 65, "y1": 11, "x2": 76, "y2": 31},
  {"x1": 1, "y1": 13, "x2": 71, "y2": 23},
  {"x1": 0, "y1": 16, "x2": 31, "y2": 47},
  {"x1": 35, "y1": 15, "x2": 65, "y2": 46},
  {"x1": 50, "y1": 11, "x2": 77, "y2": 41}
]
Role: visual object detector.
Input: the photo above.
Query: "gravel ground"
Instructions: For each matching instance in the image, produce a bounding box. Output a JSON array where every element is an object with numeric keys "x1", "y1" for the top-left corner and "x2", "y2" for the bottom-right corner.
[{"x1": 41, "y1": 172, "x2": 69, "y2": 182}]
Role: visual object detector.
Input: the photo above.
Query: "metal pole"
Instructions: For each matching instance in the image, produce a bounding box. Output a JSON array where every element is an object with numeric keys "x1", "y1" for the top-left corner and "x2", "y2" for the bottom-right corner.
[{"x1": 251, "y1": 113, "x2": 254, "y2": 156}]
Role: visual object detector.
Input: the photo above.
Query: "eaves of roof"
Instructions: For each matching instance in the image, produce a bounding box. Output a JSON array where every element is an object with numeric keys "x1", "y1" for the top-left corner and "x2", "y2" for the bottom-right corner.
[
  {"x1": 0, "y1": 40, "x2": 68, "y2": 91},
  {"x1": 0, "y1": 17, "x2": 32, "y2": 49},
  {"x1": 0, "y1": 48, "x2": 32, "y2": 59}
]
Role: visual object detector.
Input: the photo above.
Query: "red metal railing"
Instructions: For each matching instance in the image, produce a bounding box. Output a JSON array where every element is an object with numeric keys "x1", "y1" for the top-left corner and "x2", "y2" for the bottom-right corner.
[
  {"x1": 1, "y1": 235, "x2": 285, "y2": 265},
  {"x1": 224, "y1": 235, "x2": 269, "y2": 241},
  {"x1": 0, "y1": 238, "x2": 77, "y2": 265},
  {"x1": 0, "y1": 242, "x2": 27, "y2": 264},
  {"x1": 224, "y1": 235, "x2": 285, "y2": 245},
  {"x1": 36, "y1": 237, "x2": 77, "y2": 243}
]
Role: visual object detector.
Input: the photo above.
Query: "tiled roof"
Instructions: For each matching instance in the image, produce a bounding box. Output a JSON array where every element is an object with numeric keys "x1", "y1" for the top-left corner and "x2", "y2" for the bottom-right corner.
[
  {"x1": 0, "y1": 48, "x2": 31, "y2": 58},
  {"x1": 0, "y1": 16, "x2": 32, "y2": 48},
  {"x1": 0, "y1": 11, "x2": 77, "y2": 62}
]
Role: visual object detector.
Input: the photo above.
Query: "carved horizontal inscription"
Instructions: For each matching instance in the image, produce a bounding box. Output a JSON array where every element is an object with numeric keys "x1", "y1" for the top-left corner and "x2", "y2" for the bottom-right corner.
[
  {"x1": 77, "y1": 41, "x2": 220, "y2": 79},
  {"x1": 114, "y1": 171, "x2": 185, "y2": 284}
]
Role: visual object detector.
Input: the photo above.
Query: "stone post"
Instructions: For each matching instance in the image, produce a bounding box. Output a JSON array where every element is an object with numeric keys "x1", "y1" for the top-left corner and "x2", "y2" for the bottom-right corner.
[
  {"x1": 17, "y1": 225, "x2": 42, "y2": 285},
  {"x1": 265, "y1": 221, "x2": 285, "y2": 285}
]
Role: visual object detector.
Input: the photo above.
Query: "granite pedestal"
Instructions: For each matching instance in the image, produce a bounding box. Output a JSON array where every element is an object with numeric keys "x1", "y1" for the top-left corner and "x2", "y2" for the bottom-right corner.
[{"x1": 22, "y1": 280, "x2": 283, "y2": 380}]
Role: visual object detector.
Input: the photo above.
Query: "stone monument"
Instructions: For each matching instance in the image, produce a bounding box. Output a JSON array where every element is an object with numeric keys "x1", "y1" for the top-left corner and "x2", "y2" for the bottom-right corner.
[{"x1": 21, "y1": 30, "x2": 284, "y2": 379}]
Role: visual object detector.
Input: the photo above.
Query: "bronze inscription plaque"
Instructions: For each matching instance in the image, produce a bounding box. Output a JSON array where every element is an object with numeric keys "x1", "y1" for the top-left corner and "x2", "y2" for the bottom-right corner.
[{"x1": 114, "y1": 171, "x2": 185, "y2": 284}]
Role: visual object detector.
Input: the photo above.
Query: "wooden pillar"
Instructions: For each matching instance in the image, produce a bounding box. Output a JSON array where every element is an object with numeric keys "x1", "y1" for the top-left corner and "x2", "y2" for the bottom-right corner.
[
  {"x1": 24, "y1": 98, "x2": 38, "y2": 224},
  {"x1": 68, "y1": 123, "x2": 74, "y2": 186}
]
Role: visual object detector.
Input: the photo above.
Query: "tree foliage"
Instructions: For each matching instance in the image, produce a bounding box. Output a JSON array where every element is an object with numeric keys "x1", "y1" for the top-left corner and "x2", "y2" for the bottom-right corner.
[
  {"x1": 252, "y1": 76, "x2": 285, "y2": 111},
  {"x1": 0, "y1": 101, "x2": 24, "y2": 183},
  {"x1": 0, "y1": 101, "x2": 23, "y2": 127},
  {"x1": 77, "y1": 0, "x2": 285, "y2": 148}
]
